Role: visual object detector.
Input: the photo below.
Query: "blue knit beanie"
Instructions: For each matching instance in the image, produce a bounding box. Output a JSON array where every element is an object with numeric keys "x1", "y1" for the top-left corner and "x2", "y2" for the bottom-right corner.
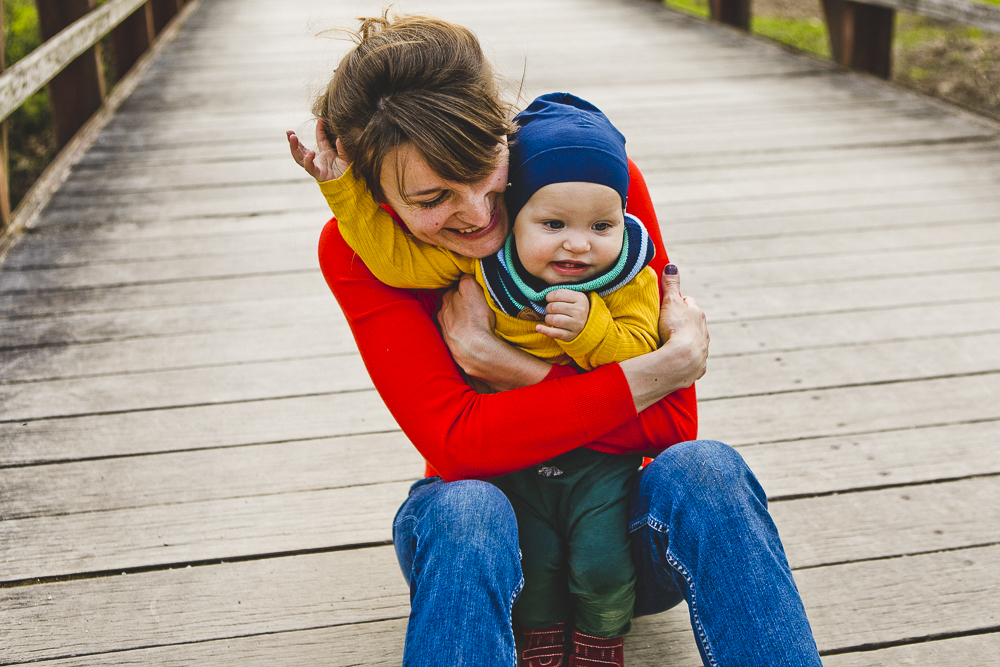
[{"x1": 506, "y1": 92, "x2": 628, "y2": 224}]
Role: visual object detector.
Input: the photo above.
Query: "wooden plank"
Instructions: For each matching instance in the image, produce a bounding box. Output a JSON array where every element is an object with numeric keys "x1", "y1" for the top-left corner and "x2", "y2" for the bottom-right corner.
[
  {"x1": 0, "y1": 547, "x2": 411, "y2": 663},
  {"x1": 771, "y1": 476, "x2": 1000, "y2": 568},
  {"x1": 2, "y1": 227, "x2": 318, "y2": 269},
  {"x1": 822, "y1": 632, "x2": 1000, "y2": 666},
  {"x1": 670, "y1": 218, "x2": 1000, "y2": 264},
  {"x1": 0, "y1": 432, "x2": 423, "y2": 519},
  {"x1": 742, "y1": 420, "x2": 1000, "y2": 498},
  {"x1": 7, "y1": 619, "x2": 412, "y2": 667},
  {"x1": 704, "y1": 272, "x2": 1000, "y2": 328},
  {"x1": 3, "y1": 456, "x2": 996, "y2": 581},
  {"x1": 0, "y1": 248, "x2": 318, "y2": 292},
  {"x1": 0, "y1": 391, "x2": 397, "y2": 466},
  {"x1": 1, "y1": 293, "x2": 343, "y2": 350},
  {"x1": 700, "y1": 331, "x2": 1000, "y2": 399},
  {"x1": 0, "y1": 271, "x2": 331, "y2": 322},
  {"x1": 700, "y1": 373, "x2": 1000, "y2": 446},
  {"x1": 0, "y1": 480, "x2": 411, "y2": 582},
  {"x1": 0, "y1": 354, "x2": 373, "y2": 423},
  {"x1": 4, "y1": 544, "x2": 1000, "y2": 663},
  {"x1": 0, "y1": 323, "x2": 351, "y2": 382},
  {"x1": 31, "y1": 182, "x2": 322, "y2": 228}
]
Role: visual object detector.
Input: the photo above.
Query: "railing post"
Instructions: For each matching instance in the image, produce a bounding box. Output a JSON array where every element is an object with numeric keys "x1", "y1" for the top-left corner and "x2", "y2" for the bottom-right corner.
[
  {"x1": 35, "y1": 0, "x2": 107, "y2": 150},
  {"x1": 150, "y1": 0, "x2": 182, "y2": 35},
  {"x1": 113, "y1": 2, "x2": 155, "y2": 78},
  {"x1": 822, "y1": 0, "x2": 895, "y2": 78},
  {"x1": 709, "y1": 0, "x2": 751, "y2": 30}
]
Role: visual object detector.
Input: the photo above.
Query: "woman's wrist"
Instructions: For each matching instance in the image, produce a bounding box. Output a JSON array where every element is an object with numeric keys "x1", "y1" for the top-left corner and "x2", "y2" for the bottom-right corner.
[
  {"x1": 619, "y1": 345, "x2": 689, "y2": 412},
  {"x1": 463, "y1": 334, "x2": 552, "y2": 391}
]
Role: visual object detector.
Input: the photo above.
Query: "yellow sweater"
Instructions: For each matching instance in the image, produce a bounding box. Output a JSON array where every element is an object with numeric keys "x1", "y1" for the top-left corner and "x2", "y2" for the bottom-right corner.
[{"x1": 319, "y1": 168, "x2": 659, "y2": 371}]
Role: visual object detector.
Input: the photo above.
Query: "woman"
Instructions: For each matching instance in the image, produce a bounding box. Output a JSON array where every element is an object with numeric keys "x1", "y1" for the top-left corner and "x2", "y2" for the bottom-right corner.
[{"x1": 288, "y1": 12, "x2": 821, "y2": 667}]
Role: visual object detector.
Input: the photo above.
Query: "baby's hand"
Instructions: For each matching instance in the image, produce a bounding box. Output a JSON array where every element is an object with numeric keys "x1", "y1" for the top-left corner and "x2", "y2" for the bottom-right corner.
[{"x1": 536, "y1": 289, "x2": 590, "y2": 342}]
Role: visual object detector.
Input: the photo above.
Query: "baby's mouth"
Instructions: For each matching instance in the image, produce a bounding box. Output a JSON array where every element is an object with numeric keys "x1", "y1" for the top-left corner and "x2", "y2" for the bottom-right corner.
[{"x1": 551, "y1": 261, "x2": 590, "y2": 276}]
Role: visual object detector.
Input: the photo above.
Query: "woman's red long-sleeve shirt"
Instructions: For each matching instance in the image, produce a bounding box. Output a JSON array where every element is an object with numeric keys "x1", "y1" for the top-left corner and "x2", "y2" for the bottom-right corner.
[{"x1": 318, "y1": 160, "x2": 698, "y2": 481}]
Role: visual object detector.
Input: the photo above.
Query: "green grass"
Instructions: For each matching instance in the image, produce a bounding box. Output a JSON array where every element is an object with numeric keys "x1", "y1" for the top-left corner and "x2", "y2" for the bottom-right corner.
[
  {"x1": 752, "y1": 16, "x2": 831, "y2": 58},
  {"x1": 663, "y1": 0, "x2": 831, "y2": 58},
  {"x1": 663, "y1": 0, "x2": 710, "y2": 19}
]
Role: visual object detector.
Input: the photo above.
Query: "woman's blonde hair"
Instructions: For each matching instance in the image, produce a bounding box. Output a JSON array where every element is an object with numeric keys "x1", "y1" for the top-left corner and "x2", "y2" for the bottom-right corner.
[{"x1": 313, "y1": 11, "x2": 517, "y2": 203}]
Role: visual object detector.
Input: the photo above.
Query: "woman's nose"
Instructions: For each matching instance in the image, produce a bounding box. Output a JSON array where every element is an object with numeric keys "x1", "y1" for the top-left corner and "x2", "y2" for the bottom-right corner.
[{"x1": 454, "y1": 183, "x2": 494, "y2": 228}]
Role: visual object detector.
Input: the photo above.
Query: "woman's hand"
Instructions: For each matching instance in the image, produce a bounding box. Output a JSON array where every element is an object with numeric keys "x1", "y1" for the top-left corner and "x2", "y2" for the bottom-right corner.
[
  {"x1": 286, "y1": 120, "x2": 351, "y2": 182},
  {"x1": 620, "y1": 265, "x2": 708, "y2": 412},
  {"x1": 438, "y1": 275, "x2": 552, "y2": 392}
]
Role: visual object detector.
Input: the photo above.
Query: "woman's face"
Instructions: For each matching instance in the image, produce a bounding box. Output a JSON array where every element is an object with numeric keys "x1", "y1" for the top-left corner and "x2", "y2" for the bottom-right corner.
[{"x1": 379, "y1": 142, "x2": 510, "y2": 259}]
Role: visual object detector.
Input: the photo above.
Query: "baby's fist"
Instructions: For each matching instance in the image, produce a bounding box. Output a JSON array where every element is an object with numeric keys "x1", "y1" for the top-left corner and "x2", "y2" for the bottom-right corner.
[{"x1": 535, "y1": 289, "x2": 590, "y2": 342}]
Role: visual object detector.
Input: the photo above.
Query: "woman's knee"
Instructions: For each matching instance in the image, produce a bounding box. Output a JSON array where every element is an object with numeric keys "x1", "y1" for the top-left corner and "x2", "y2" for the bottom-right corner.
[
  {"x1": 419, "y1": 480, "x2": 519, "y2": 555},
  {"x1": 637, "y1": 440, "x2": 767, "y2": 514}
]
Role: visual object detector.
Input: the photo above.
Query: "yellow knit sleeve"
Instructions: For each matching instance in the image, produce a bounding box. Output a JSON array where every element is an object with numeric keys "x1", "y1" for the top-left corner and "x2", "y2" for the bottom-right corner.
[
  {"x1": 317, "y1": 167, "x2": 474, "y2": 289},
  {"x1": 557, "y1": 266, "x2": 661, "y2": 371}
]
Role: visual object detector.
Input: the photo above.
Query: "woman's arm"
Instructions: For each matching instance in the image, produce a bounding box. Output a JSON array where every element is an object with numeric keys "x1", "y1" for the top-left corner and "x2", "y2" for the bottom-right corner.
[
  {"x1": 437, "y1": 262, "x2": 703, "y2": 458},
  {"x1": 320, "y1": 220, "x2": 646, "y2": 480}
]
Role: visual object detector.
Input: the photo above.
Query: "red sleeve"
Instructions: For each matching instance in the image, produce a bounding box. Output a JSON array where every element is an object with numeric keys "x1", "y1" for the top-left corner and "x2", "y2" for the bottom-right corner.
[{"x1": 318, "y1": 158, "x2": 697, "y2": 481}]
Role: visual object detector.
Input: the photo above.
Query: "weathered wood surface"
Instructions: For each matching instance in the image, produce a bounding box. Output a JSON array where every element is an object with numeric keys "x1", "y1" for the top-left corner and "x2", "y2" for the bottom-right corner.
[
  {"x1": 4, "y1": 543, "x2": 1000, "y2": 664},
  {"x1": 1, "y1": 0, "x2": 999, "y2": 664}
]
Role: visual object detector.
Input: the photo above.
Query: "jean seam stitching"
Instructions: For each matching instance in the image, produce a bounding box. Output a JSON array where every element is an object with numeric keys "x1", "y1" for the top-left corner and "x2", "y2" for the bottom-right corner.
[
  {"x1": 510, "y1": 577, "x2": 525, "y2": 667},
  {"x1": 665, "y1": 550, "x2": 719, "y2": 667},
  {"x1": 628, "y1": 514, "x2": 667, "y2": 534}
]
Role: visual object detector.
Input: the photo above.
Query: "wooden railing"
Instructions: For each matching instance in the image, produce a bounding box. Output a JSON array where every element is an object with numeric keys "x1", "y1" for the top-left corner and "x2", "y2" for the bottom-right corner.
[
  {"x1": 0, "y1": 0, "x2": 194, "y2": 240},
  {"x1": 707, "y1": 0, "x2": 1000, "y2": 78}
]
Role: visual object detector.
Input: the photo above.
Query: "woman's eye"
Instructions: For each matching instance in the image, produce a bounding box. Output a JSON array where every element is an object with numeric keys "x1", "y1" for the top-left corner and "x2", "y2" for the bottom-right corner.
[{"x1": 415, "y1": 193, "x2": 448, "y2": 209}]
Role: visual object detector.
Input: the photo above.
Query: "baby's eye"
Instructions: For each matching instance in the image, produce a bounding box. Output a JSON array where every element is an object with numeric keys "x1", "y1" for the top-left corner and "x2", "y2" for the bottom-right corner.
[
  {"x1": 593, "y1": 222, "x2": 612, "y2": 231},
  {"x1": 543, "y1": 220, "x2": 565, "y2": 230},
  {"x1": 415, "y1": 192, "x2": 449, "y2": 209}
]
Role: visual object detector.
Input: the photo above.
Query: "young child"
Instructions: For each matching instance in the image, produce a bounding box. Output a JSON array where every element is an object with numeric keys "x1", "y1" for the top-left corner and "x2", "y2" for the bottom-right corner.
[{"x1": 320, "y1": 93, "x2": 659, "y2": 666}]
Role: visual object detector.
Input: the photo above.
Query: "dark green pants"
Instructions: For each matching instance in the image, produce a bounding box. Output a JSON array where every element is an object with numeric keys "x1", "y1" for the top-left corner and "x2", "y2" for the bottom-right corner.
[{"x1": 489, "y1": 448, "x2": 642, "y2": 638}]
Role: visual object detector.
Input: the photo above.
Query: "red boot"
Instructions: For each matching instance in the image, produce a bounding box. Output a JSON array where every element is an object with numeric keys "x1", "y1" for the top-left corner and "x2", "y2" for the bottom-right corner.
[
  {"x1": 569, "y1": 630, "x2": 624, "y2": 667},
  {"x1": 521, "y1": 622, "x2": 570, "y2": 667}
]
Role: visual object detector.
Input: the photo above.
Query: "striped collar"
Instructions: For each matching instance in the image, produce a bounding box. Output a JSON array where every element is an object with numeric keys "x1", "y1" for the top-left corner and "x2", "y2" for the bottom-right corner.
[{"x1": 479, "y1": 213, "x2": 655, "y2": 319}]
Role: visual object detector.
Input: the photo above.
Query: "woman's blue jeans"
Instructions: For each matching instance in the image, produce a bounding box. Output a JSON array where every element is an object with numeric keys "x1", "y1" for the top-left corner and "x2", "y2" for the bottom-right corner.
[{"x1": 392, "y1": 440, "x2": 822, "y2": 666}]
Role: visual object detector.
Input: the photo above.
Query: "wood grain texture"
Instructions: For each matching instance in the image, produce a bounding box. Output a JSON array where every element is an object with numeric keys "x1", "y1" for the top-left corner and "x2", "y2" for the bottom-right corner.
[
  {"x1": 822, "y1": 632, "x2": 1000, "y2": 666},
  {"x1": 4, "y1": 544, "x2": 1000, "y2": 664},
  {"x1": 2, "y1": 0, "x2": 1000, "y2": 662}
]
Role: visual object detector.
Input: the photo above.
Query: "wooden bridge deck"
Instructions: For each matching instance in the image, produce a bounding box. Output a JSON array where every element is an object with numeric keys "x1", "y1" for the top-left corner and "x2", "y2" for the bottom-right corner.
[{"x1": 2, "y1": 0, "x2": 1000, "y2": 663}]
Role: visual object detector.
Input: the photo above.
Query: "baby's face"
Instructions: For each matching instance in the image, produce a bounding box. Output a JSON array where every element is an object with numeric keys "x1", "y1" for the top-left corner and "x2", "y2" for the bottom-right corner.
[{"x1": 513, "y1": 181, "x2": 625, "y2": 285}]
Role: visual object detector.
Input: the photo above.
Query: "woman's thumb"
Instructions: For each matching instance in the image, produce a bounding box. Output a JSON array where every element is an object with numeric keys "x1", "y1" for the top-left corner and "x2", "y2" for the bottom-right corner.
[{"x1": 661, "y1": 264, "x2": 681, "y2": 301}]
